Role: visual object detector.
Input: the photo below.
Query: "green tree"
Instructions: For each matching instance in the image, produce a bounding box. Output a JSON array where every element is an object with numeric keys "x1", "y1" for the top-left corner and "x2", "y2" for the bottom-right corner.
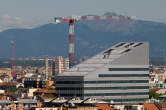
[{"x1": 149, "y1": 89, "x2": 161, "y2": 99}]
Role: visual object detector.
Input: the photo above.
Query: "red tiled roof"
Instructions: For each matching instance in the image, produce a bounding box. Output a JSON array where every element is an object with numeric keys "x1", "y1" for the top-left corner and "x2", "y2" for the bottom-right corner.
[
  {"x1": 144, "y1": 104, "x2": 159, "y2": 110},
  {"x1": 0, "y1": 82, "x2": 18, "y2": 86},
  {"x1": 154, "y1": 69, "x2": 160, "y2": 73},
  {"x1": 95, "y1": 104, "x2": 114, "y2": 110},
  {"x1": 150, "y1": 88, "x2": 160, "y2": 92},
  {"x1": 34, "y1": 89, "x2": 56, "y2": 94}
]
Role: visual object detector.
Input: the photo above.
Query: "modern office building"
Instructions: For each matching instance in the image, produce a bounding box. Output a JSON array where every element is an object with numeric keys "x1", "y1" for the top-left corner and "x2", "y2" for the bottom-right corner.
[
  {"x1": 55, "y1": 42, "x2": 149, "y2": 104},
  {"x1": 52, "y1": 56, "x2": 69, "y2": 76}
]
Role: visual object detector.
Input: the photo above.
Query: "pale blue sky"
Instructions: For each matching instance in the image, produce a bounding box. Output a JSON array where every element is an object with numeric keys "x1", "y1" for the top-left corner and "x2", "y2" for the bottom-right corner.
[{"x1": 0, "y1": 0, "x2": 166, "y2": 31}]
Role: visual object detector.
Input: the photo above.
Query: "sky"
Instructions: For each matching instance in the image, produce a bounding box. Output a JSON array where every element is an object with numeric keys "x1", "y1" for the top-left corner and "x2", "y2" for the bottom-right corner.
[{"x1": 0, "y1": 0, "x2": 166, "y2": 31}]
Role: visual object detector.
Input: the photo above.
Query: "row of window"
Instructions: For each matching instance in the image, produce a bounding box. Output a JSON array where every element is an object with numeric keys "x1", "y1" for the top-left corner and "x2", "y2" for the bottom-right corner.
[
  {"x1": 57, "y1": 92, "x2": 149, "y2": 97},
  {"x1": 84, "y1": 92, "x2": 149, "y2": 96},
  {"x1": 108, "y1": 68, "x2": 149, "y2": 71},
  {"x1": 99, "y1": 74, "x2": 149, "y2": 77},
  {"x1": 57, "y1": 92, "x2": 148, "y2": 97},
  {"x1": 84, "y1": 86, "x2": 149, "y2": 90},
  {"x1": 56, "y1": 86, "x2": 149, "y2": 90},
  {"x1": 84, "y1": 80, "x2": 148, "y2": 84},
  {"x1": 56, "y1": 87, "x2": 83, "y2": 90},
  {"x1": 57, "y1": 94, "x2": 82, "y2": 97},
  {"x1": 56, "y1": 81, "x2": 83, "y2": 84},
  {"x1": 56, "y1": 80, "x2": 148, "y2": 84},
  {"x1": 103, "y1": 98, "x2": 147, "y2": 102}
]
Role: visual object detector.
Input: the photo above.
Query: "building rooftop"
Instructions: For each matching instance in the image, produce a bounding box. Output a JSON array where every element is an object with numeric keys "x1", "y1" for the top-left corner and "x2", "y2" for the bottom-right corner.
[
  {"x1": 34, "y1": 89, "x2": 56, "y2": 94},
  {"x1": 95, "y1": 104, "x2": 115, "y2": 110},
  {"x1": 16, "y1": 99, "x2": 38, "y2": 104},
  {"x1": 144, "y1": 103, "x2": 159, "y2": 110},
  {"x1": 43, "y1": 97, "x2": 107, "y2": 104},
  {"x1": 0, "y1": 82, "x2": 18, "y2": 86},
  {"x1": 0, "y1": 100, "x2": 11, "y2": 104},
  {"x1": 59, "y1": 42, "x2": 148, "y2": 76}
]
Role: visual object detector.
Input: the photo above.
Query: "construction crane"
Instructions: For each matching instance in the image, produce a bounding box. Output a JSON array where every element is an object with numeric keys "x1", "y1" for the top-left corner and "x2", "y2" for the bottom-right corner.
[
  {"x1": 10, "y1": 40, "x2": 15, "y2": 78},
  {"x1": 54, "y1": 15, "x2": 132, "y2": 68},
  {"x1": 45, "y1": 55, "x2": 49, "y2": 80}
]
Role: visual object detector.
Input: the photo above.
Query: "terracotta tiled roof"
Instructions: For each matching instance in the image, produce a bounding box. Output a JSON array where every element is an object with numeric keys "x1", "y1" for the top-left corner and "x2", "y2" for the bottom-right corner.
[
  {"x1": 144, "y1": 104, "x2": 159, "y2": 110},
  {"x1": 0, "y1": 82, "x2": 18, "y2": 86},
  {"x1": 150, "y1": 88, "x2": 160, "y2": 92},
  {"x1": 34, "y1": 89, "x2": 56, "y2": 94},
  {"x1": 95, "y1": 104, "x2": 114, "y2": 110},
  {"x1": 154, "y1": 69, "x2": 160, "y2": 73}
]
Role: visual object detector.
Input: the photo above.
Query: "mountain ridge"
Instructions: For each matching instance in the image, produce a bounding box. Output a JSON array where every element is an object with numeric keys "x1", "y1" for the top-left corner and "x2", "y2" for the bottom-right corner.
[{"x1": 0, "y1": 13, "x2": 166, "y2": 59}]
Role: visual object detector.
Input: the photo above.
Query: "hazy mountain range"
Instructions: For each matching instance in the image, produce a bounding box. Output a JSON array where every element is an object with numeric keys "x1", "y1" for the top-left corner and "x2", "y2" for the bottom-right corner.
[{"x1": 0, "y1": 12, "x2": 166, "y2": 59}]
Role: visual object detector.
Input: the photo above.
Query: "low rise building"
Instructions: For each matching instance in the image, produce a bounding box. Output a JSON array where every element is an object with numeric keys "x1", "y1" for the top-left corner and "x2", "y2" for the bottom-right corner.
[
  {"x1": 0, "y1": 82, "x2": 18, "y2": 90},
  {"x1": 24, "y1": 75, "x2": 47, "y2": 88},
  {"x1": 33, "y1": 89, "x2": 56, "y2": 97}
]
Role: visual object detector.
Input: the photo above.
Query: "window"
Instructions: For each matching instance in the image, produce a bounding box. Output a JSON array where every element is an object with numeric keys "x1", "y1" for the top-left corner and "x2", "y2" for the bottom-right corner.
[
  {"x1": 84, "y1": 86, "x2": 149, "y2": 90},
  {"x1": 56, "y1": 87, "x2": 83, "y2": 90},
  {"x1": 58, "y1": 94, "x2": 82, "y2": 97},
  {"x1": 108, "y1": 68, "x2": 149, "y2": 71},
  {"x1": 103, "y1": 98, "x2": 148, "y2": 102},
  {"x1": 56, "y1": 81, "x2": 82, "y2": 84},
  {"x1": 84, "y1": 80, "x2": 148, "y2": 84},
  {"x1": 84, "y1": 92, "x2": 149, "y2": 96},
  {"x1": 99, "y1": 74, "x2": 149, "y2": 77}
]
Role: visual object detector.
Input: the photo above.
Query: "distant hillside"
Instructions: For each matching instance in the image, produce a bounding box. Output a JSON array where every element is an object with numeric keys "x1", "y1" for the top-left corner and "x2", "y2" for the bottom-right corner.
[{"x1": 0, "y1": 13, "x2": 166, "y2": 59}]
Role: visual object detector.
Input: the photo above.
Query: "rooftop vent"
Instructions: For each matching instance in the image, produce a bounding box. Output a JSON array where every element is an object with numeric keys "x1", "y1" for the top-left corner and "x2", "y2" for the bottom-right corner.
[
  {"x1": 121, "y1": 49, "x2": 131, "y2": 54},
  {"x1": 104, "y1": 49, "x2": 114, "y2": 54},
  {"x1": 124, "y1": 42, "x2": 135, "y2": 48},
  {"x1": 133, "y1": 43, "x2": 143, "y2": 47},
  {"x1": 103, "y1": 49, "x2": 114, "y2": 59},
  {"x1": 115, "y1": 43, "x2": 126, "y2": 48}
]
